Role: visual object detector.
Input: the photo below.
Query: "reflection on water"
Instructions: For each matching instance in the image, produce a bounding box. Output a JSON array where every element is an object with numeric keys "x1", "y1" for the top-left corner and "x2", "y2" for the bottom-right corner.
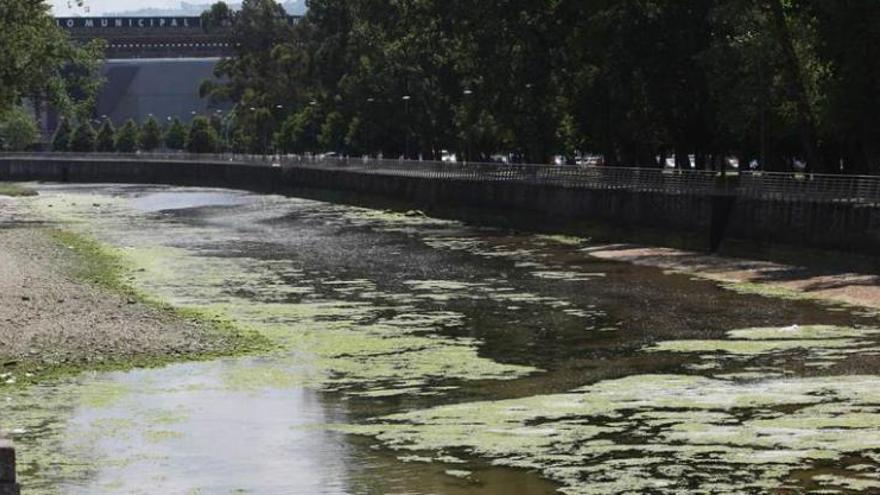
[
  {"x1": 60, "y1": 363, "x2": 350, "y2": 494},
  {"x1": 3, "y1": 184, "x2": 880, "y2": 494}
]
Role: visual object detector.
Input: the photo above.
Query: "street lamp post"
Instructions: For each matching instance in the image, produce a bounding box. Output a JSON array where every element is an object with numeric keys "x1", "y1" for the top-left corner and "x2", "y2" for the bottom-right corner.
[
  {"x1": 366, "y1": 97, "x2": 377, "y2": 157},
  {"x1": 402, "y1": 95, "x2": 411, "y2": 159},
  {"x1": 223, "y1": 109, "x2": 235, "y2": 157},
  {"x1": 247, "y1": 106, "x2": 267, "y2": 156},
  {"x1": 463, "y1": 89, "x2": 474, "y2": 163}
]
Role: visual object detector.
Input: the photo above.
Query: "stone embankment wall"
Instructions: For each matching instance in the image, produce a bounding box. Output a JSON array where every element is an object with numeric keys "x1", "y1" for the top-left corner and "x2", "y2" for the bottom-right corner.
[
  {"x1": 1, "y1": 156, "x2": 878, "y2": 255},
  {"x1": 0, "y1": 437, "x2": 18, "y2": 495}
]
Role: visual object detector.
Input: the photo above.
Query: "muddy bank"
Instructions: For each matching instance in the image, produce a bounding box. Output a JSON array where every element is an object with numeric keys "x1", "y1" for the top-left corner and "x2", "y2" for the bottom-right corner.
[
  {"x1": 585, "y1": 244, "x2": 880, "y2": 311},
  {"x1": 0, "y1": 197, "x2": 266, "y2": 386}
]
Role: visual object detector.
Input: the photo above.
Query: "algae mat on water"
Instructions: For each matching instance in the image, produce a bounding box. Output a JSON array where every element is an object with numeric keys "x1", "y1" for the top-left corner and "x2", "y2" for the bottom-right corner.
[
  {"x1": 338, "y1": 324, "x2": 880, "y2": 494},
  {"x1": 24, "y1": 191, "x2": 539, "y2": 395},
  {"x1": 342, "y1": 372, "x2": 880, "y2": 494}
]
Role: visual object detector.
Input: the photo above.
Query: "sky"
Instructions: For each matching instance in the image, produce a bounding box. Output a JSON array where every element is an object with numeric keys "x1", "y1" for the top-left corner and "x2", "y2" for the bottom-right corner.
[{"x1": 50, "y1": 0, "x2": 215, "y2": 16}]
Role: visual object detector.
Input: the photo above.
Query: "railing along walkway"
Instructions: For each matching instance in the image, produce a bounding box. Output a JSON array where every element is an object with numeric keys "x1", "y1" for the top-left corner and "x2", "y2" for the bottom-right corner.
[{"x1": 3, "y1": 152, "x2": 880, "y2": 205}]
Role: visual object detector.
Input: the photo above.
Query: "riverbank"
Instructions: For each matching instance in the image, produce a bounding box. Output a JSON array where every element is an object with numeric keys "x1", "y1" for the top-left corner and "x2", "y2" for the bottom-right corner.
[
  {"x1": 585, "y1": 243, "x2": 880, "y2": 312},
  {"x1": 0, "y1": 193, "x2": 269, "y2": 387}
]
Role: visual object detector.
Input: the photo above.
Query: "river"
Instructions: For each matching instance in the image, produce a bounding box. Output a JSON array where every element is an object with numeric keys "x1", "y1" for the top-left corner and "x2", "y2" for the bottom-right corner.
[{"x1": 4, "y1": 184, "x2": 880, "y2": 494}]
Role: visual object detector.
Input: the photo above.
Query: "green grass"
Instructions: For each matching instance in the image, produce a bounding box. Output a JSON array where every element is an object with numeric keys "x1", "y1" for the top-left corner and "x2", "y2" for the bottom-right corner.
[
  {"x1": 0, "y1": 183, "x2": 37, "y2": 197},
  {"x1": 1, "y1": 229, "x2": 274, "y2": 388}
]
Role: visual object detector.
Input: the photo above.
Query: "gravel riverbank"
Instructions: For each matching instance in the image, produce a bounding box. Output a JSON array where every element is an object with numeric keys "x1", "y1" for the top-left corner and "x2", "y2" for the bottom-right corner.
[{"x1": 0, "y1": 194, "x2": 264, "y2": 385}]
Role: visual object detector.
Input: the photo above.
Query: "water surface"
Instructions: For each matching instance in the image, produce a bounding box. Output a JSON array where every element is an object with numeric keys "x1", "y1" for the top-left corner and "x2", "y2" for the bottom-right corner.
[{"x1": 4, "y1": 184, "x2": 880, "y2": 494}]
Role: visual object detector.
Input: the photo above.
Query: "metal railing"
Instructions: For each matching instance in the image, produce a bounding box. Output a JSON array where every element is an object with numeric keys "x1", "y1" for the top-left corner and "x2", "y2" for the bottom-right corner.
[
  {"x1": 278, "y1": 155, "x2": 729, "y2": 196},
  {"x1": 738, "y1": 171, "x2": 880, "y2": 203},
  {"x1": 3, "y1": 152, "x2": 880, "y2": 204}
]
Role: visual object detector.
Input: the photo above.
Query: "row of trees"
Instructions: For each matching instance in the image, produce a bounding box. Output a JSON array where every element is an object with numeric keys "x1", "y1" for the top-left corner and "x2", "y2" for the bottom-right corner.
[
  {"x1": 50, "y1": 117, "x2": 223, "y2": 154},
  {"x1": 198, "y1": 0, "x2": 880, "y2": 174},
  {"x1": 0, "y1": 107, "x2": 39, "y2": 151}
]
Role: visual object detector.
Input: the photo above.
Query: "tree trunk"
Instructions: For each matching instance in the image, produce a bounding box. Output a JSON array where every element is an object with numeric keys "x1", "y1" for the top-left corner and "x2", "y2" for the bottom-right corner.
[
  {"x1": 675, "y1": 145, "x2": 690, "y2": 169},
  {"x1": 766, "y1": 0, "x2": 824, "y2": 172}
]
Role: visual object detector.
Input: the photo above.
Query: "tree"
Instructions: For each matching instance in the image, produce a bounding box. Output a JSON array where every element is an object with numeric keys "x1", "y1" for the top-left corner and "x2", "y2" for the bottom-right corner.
[
  {"x1": 0, "y1": 106, "x2": 38, "y2": 151},
  {"x1": 318, "y1": 111, "x2": 346, "y2": 152},
  {"x1": 115, "y1": 119, "x2": 140, "y2": 153},
  {"x1": 275, "y1": 106, "x2": 321, "y2": 154},
  {"x1": 201, "y1": 1, "x2": 235, "y2": 34},
  {"x1": 70, "y1": 121, "x2": 97, "y2": 152},
  {"x1": 186, "y1": 116, "x2": 220, "y2": 153},
  {"x1": 1, "y1": 0, "x2": 105, "y2": 122},
  {"x1": 96, "y1": 119, "x2": 116, "y2": 152},
  {"x1": 52, "y1": 118, "x2": 73, "y2": 151},
  {"x1": 764, "y1": 0, "x2": 823, "y2": 172},
  {"x1": 140, "y1": 116, "x2": 163, "y2": 151},
  {"x1": 165, "y1": 118, "x2": 187, "y2": 150},
  {"x1": 200, "y1": 0, "x2": 880, "y2": 174},
  {"x1": 805, "y1": 0, "x2": 880, "y2": 174}
]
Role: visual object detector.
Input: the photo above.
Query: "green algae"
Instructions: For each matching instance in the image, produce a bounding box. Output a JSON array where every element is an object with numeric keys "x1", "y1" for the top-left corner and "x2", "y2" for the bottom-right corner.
[
  {"x1": 647, "y1": 325, "x2": 880, "y2": 372},
  {"x1": 533, "y1": 234, "x2": 588, "y2": 247},
  {"x1": 728, "y1": 325, "x2": 880, "y2": 340},
  {"x1": 718, "y1": 280, "x2": 816, "y2": 301},
  {"x1": 31, "y1": 191, "x2": 539, "y2": 397},
  {"x1": 0, "y1": 182, "x2": 37, "y2": 197},
  {"x1": 340, "y1": 373, "x2": 880, "y2": 494},
  {"x1": 813, "y1": 475, "x2": 880, "y2": 491},
  {"x1": 531, "y1": 271, "x2": 606, "y2": 282},
  {"x1": 401, "y1": 278, "x2": 594, "y2": 319},
  {"x1": 1, "y1": 379, "x2": 134, "y2": 494},
  {"x1": 649, "y1": 337, "x2": 860, "y2": 355},
  {"x1": 143, "y1": 430, "x2": 184, "y2": 443}
]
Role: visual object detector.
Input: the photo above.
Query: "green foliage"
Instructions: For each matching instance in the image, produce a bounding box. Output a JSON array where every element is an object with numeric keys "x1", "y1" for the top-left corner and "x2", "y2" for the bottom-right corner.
[
  {"x1": 70, "y1": 121, "x2": 97, "y2": 152},
  {"x1": 96, "y1": 119, "x2": 116, "y2": 152},
  {"x1": 0, "y1": 0, "x2": 105, "y2": 121},
  {"x1": 115, "y1": 119, "x2": 140, "y2": 153},
  {"x1": 52, "y1": 118, "x2": 73, "y2": 151},
  {"x1": 275, "y1": 106, "x2": 321, "y2": 154},
  {"x1": 201, "y1": 0, "x2": 880, "y2": 173},
  {"x1": 0, "y1": 183, "x2": 37, "y2": 197},
  {"x1": 140, "y1": 117, "x2": 163, "y2": 151},
  {"x1": 165, "y1": 118, "x2": 187, "y2": 150},
  {"x1": 0, "y1": 106, "x2": 38, "y2": 151},
  {"x1": 318, "y1": 111, "x2": 346, "y2": 152},
  {"x1": 186, "y1": 116, "x2": 220, "y2": 153},
  {"x1": 201, "y1": 1, "x2": 235, "y2": 34}
]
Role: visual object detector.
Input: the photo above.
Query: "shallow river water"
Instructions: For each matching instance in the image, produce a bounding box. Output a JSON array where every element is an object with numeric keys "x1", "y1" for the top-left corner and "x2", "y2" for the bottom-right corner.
[{"x1": 4, "y1": 184, "x2": 880, "y2": 494}]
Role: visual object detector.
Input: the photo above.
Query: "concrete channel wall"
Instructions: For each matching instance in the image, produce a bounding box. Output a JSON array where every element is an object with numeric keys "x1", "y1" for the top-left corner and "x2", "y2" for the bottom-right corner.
[
  {"x1": 0, "y1": 437, "x2": 19, "y2": 495},
  {"x1": 1, "y1": 156, "x2": 879, "y2": 255}
]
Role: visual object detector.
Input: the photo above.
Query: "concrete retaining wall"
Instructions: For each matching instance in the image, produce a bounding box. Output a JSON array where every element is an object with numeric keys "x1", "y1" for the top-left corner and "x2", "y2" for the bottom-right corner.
[{"x1": 1, "y1": 157, "x2": 878, "y2": 255}]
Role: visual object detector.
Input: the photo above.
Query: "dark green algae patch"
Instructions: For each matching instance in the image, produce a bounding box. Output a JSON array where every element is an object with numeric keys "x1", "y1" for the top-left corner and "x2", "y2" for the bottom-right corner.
[
  {"x1": 1, "y1": 228, "x2": 274, "y2": 389},
  {"x1": 0, "y1": 183, "x2": 38, "y2": 198}
]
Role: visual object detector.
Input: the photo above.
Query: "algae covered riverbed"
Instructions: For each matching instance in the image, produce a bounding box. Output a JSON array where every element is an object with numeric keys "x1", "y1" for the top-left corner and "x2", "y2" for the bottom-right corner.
[{"x1": 4, "y1": 183, "x2": 880, "y2": 494}]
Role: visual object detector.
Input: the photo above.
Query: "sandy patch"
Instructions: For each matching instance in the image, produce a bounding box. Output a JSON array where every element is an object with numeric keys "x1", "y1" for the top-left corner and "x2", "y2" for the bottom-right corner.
[{"x1": 584, "y1": 244, "x2": 880, "y2": 310}]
